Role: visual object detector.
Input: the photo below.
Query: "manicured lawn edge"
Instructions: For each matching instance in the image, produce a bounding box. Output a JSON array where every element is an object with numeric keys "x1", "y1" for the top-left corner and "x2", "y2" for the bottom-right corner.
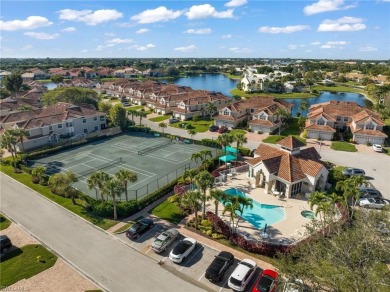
[
  {"x1": 0, "y1": 165, "x2": 118, "y2": 230},
  {"x1": 0, "y1": 214, "x2": 11, "y2": 230},
  {"x1": 331, "y1": 141, "x2": 358, "y2": 152},
  {"x1": 0, "y1": 244, "x2": 57, "y2": 287},
  {"x1": 149, "y1": 115, "x2": 171, "y2": 122},
  {"x1": 150, "y1": 200, "x2": 185, "y2": 225}
]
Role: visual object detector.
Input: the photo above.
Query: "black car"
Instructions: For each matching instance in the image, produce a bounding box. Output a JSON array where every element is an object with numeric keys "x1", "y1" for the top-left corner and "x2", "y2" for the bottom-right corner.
[
  {"x1": 0, "y1": 235, "x2": 12, "y2": 253},
  {"x1": 209, "y1": 125, "x2": 219, "y2": 132},
  {"x1": 126, "y1": 218, "x2": 154, "y2": 240},
  {"x1": 360, "y1": 189, "x2": 383, "y2": 199},
  {"x1": 205, "y1": 251, "x2": 234, "y2": 282}
]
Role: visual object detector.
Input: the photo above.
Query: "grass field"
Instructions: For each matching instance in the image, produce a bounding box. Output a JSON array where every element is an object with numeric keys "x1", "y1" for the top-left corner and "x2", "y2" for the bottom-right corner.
[
  {"x1": 0, "y1": 244, "x2": 57, "y2": 287},
  {"x1": 312, "y1": 84, "x2": 364, "y2": 94},
  {"x1": 127, "y1": 105, "x2": 145, "y2": 111},
  {"x1": 230, "y1": 89, "x2": 317, "y2": 99},
  {"x1": 0, "y1": 165, "x2": 118, "y2": 230},
  {"x1": 151, "y1": 200, "x2": 185, "y2": 224},
  {"x1": 149, "y1": 115, "x2": 171, "y2": 122},
  {"x1": 170, "y1": 119, "x2": 214, "y2": 133},
  {"x1": 331, "y1": 141, "x2": 358, "y2": 152},
  {"x1": 0, "y1": 214, "x2": 11, "y2": 230},
  {"x1": 229, "y1": 129, "x2": 246, "y2": 135}
]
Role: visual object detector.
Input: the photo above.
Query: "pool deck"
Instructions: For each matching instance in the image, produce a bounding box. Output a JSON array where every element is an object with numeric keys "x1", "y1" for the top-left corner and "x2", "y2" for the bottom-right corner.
[{"x1": 208, "y1": 172, "x2": 318, "y2": 245}]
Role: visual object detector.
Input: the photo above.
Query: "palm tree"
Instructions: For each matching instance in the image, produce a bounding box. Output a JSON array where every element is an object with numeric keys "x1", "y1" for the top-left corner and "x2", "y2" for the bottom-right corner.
[
  {"x1": 127, "y1": 109, "x2": 137, "y2": 122},
  {"x1": 216, "y1": 133, "x2": 234, "y2": 152},
  {"x1": 181, "y1": 191, "x2": 202, "y2": 229},
  {"x1": 234, "y1": 196, "x2": 253, "y2": 230},
  {"x1": 183, "y1": 168, "x2": 198, "y2": 189},
  {"x1": 308, "y1": 191, "x2": 329, "y2": 227},
  {"x1": 88, "y1": 171, "x2": 110, "y2": 201},
  {"x1": 187, "y1": 129, "x2": 196, "y2": 139},
  {"x1": 233, "y1": 132, "x2": 247, "y2": 163},
  {"x1": 138, "y1": 111, "x2": 147, "y2": 125},
  {"x1": 275, "y1": 108, "x2": 289, "y2": 135},
  {"x1": 206, "y1": 102, "x2": 217, "y2": 117},
  {"x1": 101, "y1": 177, "x2": 125, "y2": 220},
  {"x1": 159, "y1": 122, "x2": 167, "y2": 133},
  {"x1": 209, "y1": 189, "x2": 227, "y2": 216},
  {"x1": 222, "y1": 198, "x2": 240, "y2": 232},
  {"x1": 31, "y1": 166, "x2": 46, "y2": 184},
  {"x1": 0, "y1": 130, "x2": 18, "y2": 169},
  {"x1": 199, "y1": 150, "x2": 212, "y2": 162},
  {"x1": 194, "y1": 171, "x2": 215, "y2": 218},
  {"x1": 48, "y1": 171, "x2": 78, "y2": 205},
  {"x1": 65, "y1": 171, "x2": 79, "y2": 205},
  {"x1": 10, "y1": 128, "x2": 29, "y2": 153},
  {"x1": 87, "y1": 172, "x2": 102, "y2": 200},
  {"x1": 115, "y1": 169, "x2": 137, "y2": 201},
  {"x1": 299, "y1": 101, "x2": 308, "y2": 117},
  {"x1": 191, "y1": 152, "x2": 202, "y2": 168}
]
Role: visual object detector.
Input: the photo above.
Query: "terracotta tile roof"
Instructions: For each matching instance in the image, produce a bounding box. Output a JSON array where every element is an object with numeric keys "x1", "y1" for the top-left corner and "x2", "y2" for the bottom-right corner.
[
  {"x1": 350, "y1": 110, "x2": 384, "y2": 125},
  {"x1": 214, "y1": 115, "x2": 236, "y2": 121},
  {"x1": 228, "y1": 96, "x2": 292, "y2": 113},
  {"x1": 351, "y1": 128, "x2": 388, "y2": 137},
  {"x1": 277, "y1": 136, "x2": 306, "y2": 149},
  {"x1": 305, "y1": 124, "x2": 336, "y2": 132},
  {"x1": 248, "y1": 143, "x2": 324, "y2": 182},
  {"x1": 248, "y1": 119, "x2": 273, "y2": 126}
]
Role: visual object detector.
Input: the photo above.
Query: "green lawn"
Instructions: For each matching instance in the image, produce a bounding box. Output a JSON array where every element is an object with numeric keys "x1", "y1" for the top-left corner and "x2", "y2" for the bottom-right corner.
[
  {"x1": 262, "y1": 135, "x2": 285, "y2": 144},
  {"x1": 0, "y1": 165, "x2": 118, "y2": 230},
  {"x1": 0, "y1": 213, "x2": 11, "y2": 230},
  {"x1": 170, "y1": 119, "x2": 214, "y2": 133},
  {"x1": 312, "y1": 84, "x2": 364, "y2": 94},
  {"x1": 229, "y1": 129, "x2": 247, "y2": 135},
  {"x1": 127, "y1": 105, "x2": 145, "y2": 111},
  {"x1": 149, "y1": 115, "x2": 171, "y2": 122},
  {"x1": 0, "y1": 244, "x2": 57, "y2": 287},
  {"x1": 331, "y1": 141, "x2": 358, "y2": 152},
  {"x1": 230, "y1": 89, "x2": 317, "y2": 99},
  {"x1": 150, "y1": 200, "x2": 185, "y2": 224},
  {"x1": 262, "y1": 118, "x2": 305, "y2": 144},
  {"x1": 112, "y1": 216, "x2": 144, "y2": 233}
]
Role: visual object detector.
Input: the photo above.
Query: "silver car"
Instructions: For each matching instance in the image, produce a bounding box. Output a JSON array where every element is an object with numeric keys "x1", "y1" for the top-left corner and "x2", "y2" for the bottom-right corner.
[
  {"x1": 151, "y1": 228, "x2": 179, "y2": 253},
  {"x1": 342, "y1": 168, "x2": 365, "y2": 178},
  {"x1": 358, "y1": 198, "x2": 390, "y2": 209}
]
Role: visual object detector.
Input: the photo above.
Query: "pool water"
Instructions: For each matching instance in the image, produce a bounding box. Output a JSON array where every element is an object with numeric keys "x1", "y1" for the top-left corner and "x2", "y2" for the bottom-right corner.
[{"x1": 223, "y1": 188, "x2": 285, "y2": 229}]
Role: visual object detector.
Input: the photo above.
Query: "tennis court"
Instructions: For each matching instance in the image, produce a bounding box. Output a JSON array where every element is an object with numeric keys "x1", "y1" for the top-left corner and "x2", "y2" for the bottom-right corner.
[{"x1": 30, "y1": 133, "x2": 215, "y2": 200}]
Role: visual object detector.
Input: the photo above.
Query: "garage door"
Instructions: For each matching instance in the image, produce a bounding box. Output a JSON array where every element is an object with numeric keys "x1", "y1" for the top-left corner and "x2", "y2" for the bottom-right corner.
[
  {"x1": 321, "y1": 133, "x2": 333, "y2": 140},
  {"x1": 251, "y1": 126, "x2": 260, "y2": 132},
  {"x1": 216, "y1": 121, "x2": 225, "y2": 127},
  {"x1": 355, "y1": 136, "x2": 368, "y2": 144},
  {"x1": 370, "y1": 137, "x2": 385, "y2": 145},
  {"x1": 307, "y1": 131, "x2": 319, "y2": 139}
]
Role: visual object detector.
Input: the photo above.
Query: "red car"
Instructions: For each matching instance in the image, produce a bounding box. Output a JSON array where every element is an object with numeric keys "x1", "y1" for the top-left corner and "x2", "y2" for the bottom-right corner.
[
  {"x1": 252, "y1": 269, "x2": 279, "y2": 292},
  {"x1": 218, "y1": 126, "x2": 228, "y2": 133}
]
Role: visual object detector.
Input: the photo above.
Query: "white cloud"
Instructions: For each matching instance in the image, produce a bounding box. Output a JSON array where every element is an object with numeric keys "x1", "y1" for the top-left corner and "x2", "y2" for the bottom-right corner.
[
  {"x1": 318, "y1": 16, "x2": 366, "y2": 32},
  {"x1": 229, "y1": 47, "x2": 252, "y2": 53},
  {"x1": 131, "y1": 6, "x2": 182, "y2": 24},
  {"x1": 21, "y1": 44, "x2": 33, "y2": 51},
  {"x1": 259, "y1": 25, "x2": 310, "y2": 34},
  {"x1": 81, "y1": 50, "x2": 88, "y2": 53},
  {"x1": 57, "y1": 9, "x2": 123, "y2": 25},
  {"x1": 0, "y1": 16, "x2": 52, "y2": 31},
  {"x1": 225, "y1": 0, "x2": 247, "y2": 7},
  {"x1": 106, "y1": 38, "x2": 133, "y2": 45},
  {"x1": 222, "y1": 34, "x2": 232, "y2": 38},
  {"x1": 303, "y1": 0, "x2": 356, "y2": 15},
  {"x1": 184, "y1": 28, "x2": 212, "y2": 34},
  {"x1": 311, "y1": 41, "x2": 321, "y2": 45},
  {"x1": 104, "y1": 32, "x2": 116, "y2": 37},
  {"x1": 174, "y1": 45, "x2": 197, "y2": 52},
  {"x1": 186, "y1": 4, "x2": 234, "y2": 20},
  {"x1": 288, "y1": 45, "x2": 299, "y2": 50},
  {"x1": 321, "y1": 41, "x2": 348, "y2": 49},
  {"x1": 133, "y1": 44, "x2": 156, "y2": 51},
  {"x1": 61, "y1": 27, "x2": 76, "y2": 32},
  {"x1": 24, "y1": 32, "x2": 59, "y2": 40},
  {"x1": 136, "y1": 28, "x2": 150, "y2": 34},
  {"x1": 359, "y1": 46, "x2": 378, "y2": 52}
]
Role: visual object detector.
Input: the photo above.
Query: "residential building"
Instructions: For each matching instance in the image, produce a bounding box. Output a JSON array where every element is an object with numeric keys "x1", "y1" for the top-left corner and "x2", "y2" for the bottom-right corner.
[
  {"x1": 247, "y1": 136, "x2": 329, "y2": 198},
  {"x1": 214, "y1": 96, "x2": 293, "y2": 132},
  {"x1": 0, "y1": 103, "x2": 107, "y2": 151},
  {"x1": 305, "y1": 100, "x2": 387, "y2": 144}
]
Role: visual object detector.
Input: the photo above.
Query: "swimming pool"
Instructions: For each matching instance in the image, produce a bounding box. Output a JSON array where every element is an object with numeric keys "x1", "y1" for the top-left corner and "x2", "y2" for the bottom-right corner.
[{"x1": 223, "y1": 188, "x2": 285, "y2": 229}]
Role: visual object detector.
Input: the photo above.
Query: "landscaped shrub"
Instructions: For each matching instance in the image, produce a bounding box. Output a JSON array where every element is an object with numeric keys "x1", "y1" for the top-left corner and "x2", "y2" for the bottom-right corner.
[
  {"x1": 207, "y1": 211, "x2": 231, "y2": 238},
  {"x1": 238, "y1": 146, "x2": 250, "y2": 156},
  {"x1": 90, "y1": 200, "x2": 139, "y2": 219},
  {"x1": 201, "y1": 138, "x2": 220, "y2": 148}
]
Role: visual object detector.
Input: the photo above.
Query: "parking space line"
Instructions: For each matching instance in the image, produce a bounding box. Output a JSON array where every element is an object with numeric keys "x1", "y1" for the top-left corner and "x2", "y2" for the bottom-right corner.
[
  {"x1": 219, "y1": 278, "x2": 230, "y2": 292},
  {"x1": 130, "y1": 225, "x2": 159, "y2": 249},
  {"x1": 179, "y1": 244, "x2": 203, "y2": 271},
  {"x1": 198, "y1": 272, "x2": 205, "y2": 281}
]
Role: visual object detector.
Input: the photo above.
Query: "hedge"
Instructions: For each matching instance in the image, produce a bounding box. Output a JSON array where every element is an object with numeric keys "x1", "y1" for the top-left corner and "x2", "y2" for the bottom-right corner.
[
  {"x1": 126, "y1": 125, "x2": 151, "y2": 133},
  {"x1": 238, "y1": 146, "x2": 250, "y2": 156}
]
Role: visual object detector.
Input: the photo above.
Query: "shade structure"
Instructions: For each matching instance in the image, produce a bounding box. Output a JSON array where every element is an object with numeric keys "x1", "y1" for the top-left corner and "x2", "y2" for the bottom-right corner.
[
  {"x1": 224, "y1": 146, "x2": 238, "y2": 154},
  {"x1": 219, "y1": 155, "x2": 236, "y2": 162}
]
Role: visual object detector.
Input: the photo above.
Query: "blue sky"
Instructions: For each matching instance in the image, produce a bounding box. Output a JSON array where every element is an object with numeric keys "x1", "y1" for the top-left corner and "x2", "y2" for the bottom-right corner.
[{"x1": 1, "y1": 0, "x2": 389, "y2": 59}]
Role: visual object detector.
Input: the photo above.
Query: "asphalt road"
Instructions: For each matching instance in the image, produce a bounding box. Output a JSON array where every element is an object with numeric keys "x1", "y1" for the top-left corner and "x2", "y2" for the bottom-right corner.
[{"x1": 0, "y1": 173, "x2": 203, "y2": 292}]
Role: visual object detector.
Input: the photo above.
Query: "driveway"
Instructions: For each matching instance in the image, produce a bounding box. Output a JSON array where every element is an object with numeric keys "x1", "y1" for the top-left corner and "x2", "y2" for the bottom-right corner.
[{"x1": 0, "y1": 173, "x2": 203, "y2": 292}]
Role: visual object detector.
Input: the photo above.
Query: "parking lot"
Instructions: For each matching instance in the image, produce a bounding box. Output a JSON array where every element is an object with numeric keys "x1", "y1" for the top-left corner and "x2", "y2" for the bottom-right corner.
[{"x1": 115, "y1": 224, "x2": 264, "y2": 292}]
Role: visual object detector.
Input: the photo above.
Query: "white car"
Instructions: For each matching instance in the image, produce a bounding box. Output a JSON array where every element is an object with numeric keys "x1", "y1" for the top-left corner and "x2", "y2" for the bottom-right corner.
[
  {"x1": 169, "y1": 237, "x2": 196, "y2": 263},
  {"x1": 228, "y1": 258, "x2": 257, "y2": 291},
  {"x1": 372, "y1": 144, "x2": 383, "y2": 152},
  {"x1": 358, "y1": 198, "x2": 390, "y2": 209}
]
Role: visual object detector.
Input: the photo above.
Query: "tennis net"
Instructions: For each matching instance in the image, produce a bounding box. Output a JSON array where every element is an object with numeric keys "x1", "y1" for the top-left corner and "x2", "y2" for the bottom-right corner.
[
  {"x1": 138, "y1": 140, "x2": 172, "y2": 155},
  {"x1": 77, "y1": 157, "x2": 122, "y2": 177}
]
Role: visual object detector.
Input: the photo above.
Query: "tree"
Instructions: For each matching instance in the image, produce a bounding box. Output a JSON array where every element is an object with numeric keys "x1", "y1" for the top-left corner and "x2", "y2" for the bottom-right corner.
[
  {"x1": 98, "y1": 101, "x2": 112, "y2": 114},
  {"x1": 48, "y1": 171, "x2": 78, "y2": 205},
  {"x1": 199, "y1": 150, "x2": 212, "y2": 162},
  {"x1": 297, "y1": 117, "x2": 306, "y2": 131},
  {"x1": 206, "y1": 102, "x2": 217, "y2": 117},
  {"x1": 222, "y1": 197, "x2": 240, "y2": 232},
  {"x1": 127, "y1": 109, "x2": 138, "y2": 122},
  {"x1": 192, "y1": 113, "x2": 199, "y2": 122},
  {"x1": 10, "y1": 128, "x2": 29, "y2": 153},
  {"x1": 234, "y1": 196, "x2": 253, "y2": 230},
  {"x1": 216, "y1": 133, "x2": 234, "y2": 150},
  {"x1": 182, "y1": 168, "x2": 198, "y2": 189},
  {"x1": 0, "y1": 88, "x2": 10, "y2": 99},
  {"x1": 307, "y1": 191, "x2": 330, "y2": 228},
  {"x1": 166, "y1": 67, "x2": 180, "y2": 77},
  {"x1": 101, "y1": 177, "x2": 125, "y2": 220},
  {"x1": 42, "y1": 87, "x2": 100, "y2": 107},
  {"x1": 181, "y1": 191, "x2": 202, "y2": 229},
  {"x1": 86, "y1": 171, "x2": 110, "y2": 201},
  {"x1": 299, "y1": 101, "x2": 307, "y2": 117},
  {"x1": 233, "y1": 132, "x2": 247, "y2": 162},
  {"x1": 31, "y1": 166, "x2": 46, "y2": 184},
  {"x1": 274, "y1": 108, "x2": 289, "y2": 135},
  {"x1": 187, "y1": 129, "x2": 196, "y2": 139},
  {"x1": 138, "y1": 111, "x2": 147, "y2": 125},
  {"x1": 194, "y1": 171, "x2": 215, "y2": 218},
  {"x1": 50, "y1": 75, "x2": 64, "y2": 84},
  {"x1": 109, "y1": 104, "x2": 128, "y2": 131},
  {"x1": 0, "y1": 130, "x2": 18, "y2": 169},
  {"x1": 4, "y1": 73, "x2": 23, "y2": 98},
  {"x1": 115, "y1": 169, "x2": 137, "y2": 201},
  {"x1": 278, "y1": 209, "x2": 390, "y2": 291},
  {"x1": 159, "y1": 122, "x2": 167, "y2": 133},
  {"x1": 209, "y1": 189, "x2": 227, "y2": 216},
  {"x1": 191, "y1": 152, "x2": 202, "y2": 168},
  {"x1": 87, "y1": 172, "x2": 101, "y2": 200}
]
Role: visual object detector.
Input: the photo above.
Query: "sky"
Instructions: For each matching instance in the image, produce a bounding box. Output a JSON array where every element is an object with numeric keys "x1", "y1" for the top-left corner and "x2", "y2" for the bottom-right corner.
[{"x1": 0, "y1": 0, "x2": 389, "y2": 60}]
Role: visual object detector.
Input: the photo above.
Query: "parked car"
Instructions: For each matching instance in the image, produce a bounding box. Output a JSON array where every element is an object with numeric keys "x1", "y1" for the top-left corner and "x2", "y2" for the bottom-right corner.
[
  {"x1": 0, "y1": 235, "x2": 12, "y2": 253},
  {"x1": 125, "y1": 218, "x2": 154, "y2": 240},
  {"x1": 122, "y1": 102, "x2": 131, "y2": 107},
  {"x1": 218, "y1": 126, "x2": 228, "y2": 133},
  {"x1": 358, "y1": 198, "x2": 390, "y2": 209},
  {"x1": 205, "y1": 251, "x2": 234, "y2": 282},
  {"x1": 151, "y1": 228, "x2": 180, "y2": 253},
  {"x1": 252, "y1": 269, "x2": 279, "y2": 292},
  {"x1": 342, "y1": 168, "x2": 365, "y2": 178},
  {"x1": 359, "y1": 189, "x2": 383, "y2": 199},
  {"x1": 372, "y1": 144, "x2": 383, "y2": 152},
  {"x1": 228, "y1": 258, "x2": 257, "y2": 291},
  {"x1": 169, "y1": 237, "x2": 197, "y2": 263},
  {"x1": 209, "y1": 125, "x2": 219, "y2": 132},
  {"x1": 169, "y1": 118, "x2": 180, "y2": 124}
]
